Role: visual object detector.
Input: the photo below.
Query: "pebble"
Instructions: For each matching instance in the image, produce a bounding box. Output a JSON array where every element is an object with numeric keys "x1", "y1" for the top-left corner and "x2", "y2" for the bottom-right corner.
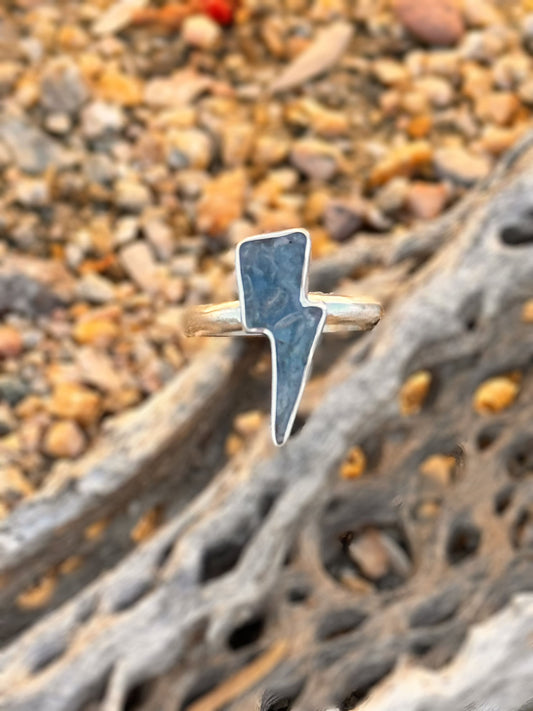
[
  {"x1": 76, "y1": 347, "x2": 122, "y2": 393},
  {"x1": 44, "y1": 113, "x2": 71, "y2": 135},
  {"x1": 166, "y1": 128, "x2": 212, "y2": 170},
  {"x1": 406, "y1": 181, "x2": 448, "y2": 220},
  {"x1": 475, "y1": 91, "x2": 520, "y2": 126},
  {"x1": 76, "y1": 273, "x2": 116, "y2": 303},
  {"x1": 474, "y1": 376, "x2": 519, "y2": 414},
  {"x1": 348, "y1": 529, "x2": 390, "y2": 580},
  {"x1": 48, "y1": 382, "x2": 102, "y2": 427},
  {"x1": 196, "y1": 169, "x2": 247, "y2": 237},
  {"x1": 81, "y1": 101, "x2": 125, "y2": 139},
  {"x1": 392, "y1": 0, "x2": 464, "y2": 47},
  {"x1": 369, "y1": 142, "x2": 432, "y2": 188},
  {"x1": 182, "y1": 14, "x2": 221, "y2": 50},
  {"x1": 270, "y1": 21, "x2": 353, "y2": 93},
  {"x1": 0, "y1": 325, "x2": 23, "y2": 358},
  {"x1": 0, "y1": 376, "x2": 29, "y2": 406},
  {"x1": 372, "y1": 58, "x2": 409, "y2": 86},
  {"x1": 42, "y1": 420, "x2": 87, "y2": 459},
  {"x1": 15, "y1": 178, "x2": 50, "y2": 208},
  {"x1": 221, "y1": 121, "x2": 255, "y2": 167},
  {"x1": 143, "y1": 217, "x2": 174, "y2": 260},
  {"x1": 73, "y1": 317, "x2": 119, "y2": 346},
  {"x1": 115, "y1": 178, "x2": 152, "y2": 212},
  {"x1": 40, "y1": 57, "x2": 88, "y2": 115},
  {"x1": 0, "y1": 118, "x2": 60, "y2": 175},
  {"x1": 434, "y1": 147, "x2": 491, "y2": 186},
  {"x1": 324, "y1": 198, "x2": 365, "y2": 241},
  {"x1": 119, "y1": 241, "x2": 161, "y2": 292},
  {"x1": 419, "y1": 454, "x2": 457, "y2": 486},
  {"x1": 399, "y1": 370, "x2": 432, "y2": 415},
  {"x1": 415, "y1": 76, "x2": 454, "y2": 108},
  {"x1": 340, "y1": 446, "x2": 366, "y2": 479},
  {"x1": 96, "y1": 68, "x2": 143, "y2": 107},
  {"x1": 93, "y1": 0, "x2": 148, "y2": 36},
  {"x1": 290, "y1": 138, "x2": 341, "y2": 181}
]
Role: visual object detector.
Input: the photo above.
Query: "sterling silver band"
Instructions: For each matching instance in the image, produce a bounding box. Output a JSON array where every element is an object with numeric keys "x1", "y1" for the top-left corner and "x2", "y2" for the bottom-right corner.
[{"x1": 183, "y1": 294, "x2": 383, "y2": 337}]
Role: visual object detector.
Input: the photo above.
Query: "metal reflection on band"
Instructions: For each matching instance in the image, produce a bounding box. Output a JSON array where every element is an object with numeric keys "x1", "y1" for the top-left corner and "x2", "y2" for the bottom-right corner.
[{"x1": 183, "y1": 294, "x2": 383, "y2": 338}]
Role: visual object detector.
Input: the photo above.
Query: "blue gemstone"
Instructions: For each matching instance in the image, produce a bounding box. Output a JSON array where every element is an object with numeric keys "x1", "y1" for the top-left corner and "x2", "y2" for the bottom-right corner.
[{"x1": 238, "y1": 231, "x2": 325, "y2": 445}]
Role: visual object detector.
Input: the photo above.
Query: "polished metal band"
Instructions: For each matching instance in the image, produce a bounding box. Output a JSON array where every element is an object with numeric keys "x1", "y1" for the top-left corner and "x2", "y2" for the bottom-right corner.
[{"x1": 183, "y1": 294, "x2": 383, "y2": 337}]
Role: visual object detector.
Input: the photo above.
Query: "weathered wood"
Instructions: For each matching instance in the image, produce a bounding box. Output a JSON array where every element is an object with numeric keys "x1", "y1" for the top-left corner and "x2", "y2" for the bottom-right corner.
[{"x1": 2, "y1": 133, "x2": 533, "y2": 711}]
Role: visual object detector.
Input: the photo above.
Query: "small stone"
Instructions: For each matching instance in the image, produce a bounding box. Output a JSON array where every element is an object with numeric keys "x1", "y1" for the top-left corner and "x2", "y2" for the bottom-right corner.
[
  {"x1": 166, "y1": 128, "x2": 212, "y2": 170},
  {"x1": 285, "y1": 97, "x2": 350, "y2": 137},
  {"x1": 372, "y1": 58, "x2": 409, "y2": 86},
  {"x1": 93, "y1": 0, "x2": 148, "y2": 35},
  {"x1": 415, "y1": 76, "x2": 454, "y2": 107},
  {"x1": 374, "y1": 177, "x2": 409, "y2": 214},
  {"x1": 479, "y1": 125, "x2": 527, "y2": 156},
  {"x1": 254, "y1": 134, "x2": 290, "y2": 167},
  {"x1": 349, "y1": 529, "x2": 390, "y2": 580},
  {"x1": 81, "y1": 101, "x2": 125, "y2": 139},
  {"x1": 474, "y1": 376, "x2": 519, "y2": 414},
  {"x1": 221, "y1": 122, "x2": 255, "y2": 167},
  {"x1": 392, "y1": 0, "x2": 464, "y2": 46},
  {"x1": 0, "y1": 377, "x2": 29, "y2": 406},
  {"x1": 290, "y1": 139, "x2": 342, "y2": 181},
  {"x1": 115, "y1": 178, "x2": 152, "y2": 212},
  {"x1": 493, "y1": 53, "x2": 531, "y2": 91},
  {"x1": 119, "y1": 241, "x2": 161, "y2": 292},
  {"x1": 77, "y1": 347, "x2": 122, "y2": 393},
  {"x1": 419, "y1": 454, "x2": 457, "y2": 486},
  {"x1": 324, "y1": 198, "x2": 365, "y2": 241},
  {"x1": 234, "y1": 410, "x2": 263, "y2": 437},
  {"x1": 475, "y1": 91, "x2": 520, "y2": 126},
  {"x1": 340, "y1": 446, "x2": 366, "y2": 479},
  {"x1": 48, "y1": 382, "x2": 102, "y2": 427},
  {"x1": 434, "y1": 147, "x2": 491, "y2": 186},
  {"x1": 0, "y1": 403, "x2": 15, "y2": 437},
  {"x1": 130, "y1": 506, "x2": 163, "y2": 543},
  {"x1": 463, "y1": 0, "x2": 503, "y2": 28},
  {"x1": 196, "y1": 169, "x2": 247, "y2": 237},
  {"x1": 143, "y1": 217, "x2": 174, "y2": 260},
  {"x1": 270, "y1": 21, "x2": 353, "y2": 93},
  {"x1": 522, "y1": 299, "x2": 533, "y2": 323},
  {"x1": 0, "y1": 465, "x2": 33, "y2": 499},
  {"x1": 460, "y1": 29, "x2": 507, "y2": 63},
  {"x1": 369, "y1": 142, "x2": 432, "y2": 188},
  {"x1": 42, "y1": 420, "x2": 86, "y2": 459},
  {"x1": 182, "y1": 14, "x2": 221, "y2": 49},
  {"x1": 15, "y1": 178, "x2": 50, "y2": 208},
  {"x1": 399, "y1": 370, "x2": 432, "y2": 415},
  {"x1": 96, "y1": 68, "x2": 143, "y2": 107},
  {"x1": 0, "y1": 118, "x2": 60, "y2": 175},
  {"x1": 44, "y1": 113, "x2": 71, "y2": 135},
  {"x1": 0, "y1": 325, "x2": 23, "y2": 358},
  {"x1": 73, "y1": 318, "x2": 119, "y2": 346},
  {"x1": 76, "y1": 273, "x2": 116, "y2": 303},
  {"x1": 40, "y1": 57, "x2": 88, "y2": 115},
  {"x1": 406, "y1": 182, "x2": 448, "y2": 220},
  {"x1": 144, "y1": 69, "x2": 212, "y2": 109},
  {"x1": 113, "y1": 216, "x2": 139, "y2": 246}
]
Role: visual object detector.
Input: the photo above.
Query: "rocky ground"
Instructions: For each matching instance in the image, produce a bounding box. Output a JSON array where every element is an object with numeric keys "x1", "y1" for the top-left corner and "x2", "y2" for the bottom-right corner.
[{"x1": 0, "y1": 0, "x2": 532, "y2": 515}]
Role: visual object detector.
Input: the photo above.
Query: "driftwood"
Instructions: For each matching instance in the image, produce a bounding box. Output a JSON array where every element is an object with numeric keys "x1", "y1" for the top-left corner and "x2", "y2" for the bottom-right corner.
[{"x1": 1, "y1": 133, "x2": 533, "y2": 711}]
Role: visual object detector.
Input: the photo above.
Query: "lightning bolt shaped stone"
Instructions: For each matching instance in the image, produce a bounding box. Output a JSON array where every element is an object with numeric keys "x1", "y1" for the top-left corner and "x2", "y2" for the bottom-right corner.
[{"x1": 236, "y1": 230, "x2": 326, "y2": 446}]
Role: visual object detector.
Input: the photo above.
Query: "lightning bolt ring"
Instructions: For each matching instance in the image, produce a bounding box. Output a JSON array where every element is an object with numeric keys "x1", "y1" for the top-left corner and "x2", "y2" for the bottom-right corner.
[{"x1": 184, "y1": 229, "x2": 383, "y2": 446}]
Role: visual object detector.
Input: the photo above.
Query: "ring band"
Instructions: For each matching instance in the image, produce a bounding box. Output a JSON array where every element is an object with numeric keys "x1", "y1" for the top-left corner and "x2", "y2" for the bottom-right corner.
[
  {"x1": 183, "y1": 294, "x2": 383, "y2": 337},
  {"x1": 183, "y1": 228, "x2": 383, "y2": 446}
]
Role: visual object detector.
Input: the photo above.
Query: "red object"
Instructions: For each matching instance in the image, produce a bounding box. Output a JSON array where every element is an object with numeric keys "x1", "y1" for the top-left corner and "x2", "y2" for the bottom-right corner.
[{"x1": 201, "y1": 0, "x2": 235, "y2": 25}]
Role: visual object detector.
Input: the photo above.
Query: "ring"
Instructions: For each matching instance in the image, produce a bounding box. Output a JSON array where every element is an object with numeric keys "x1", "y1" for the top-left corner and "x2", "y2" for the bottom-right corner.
[{"x1": 184, "y1": 229, "x2": 383, "y2": 446}]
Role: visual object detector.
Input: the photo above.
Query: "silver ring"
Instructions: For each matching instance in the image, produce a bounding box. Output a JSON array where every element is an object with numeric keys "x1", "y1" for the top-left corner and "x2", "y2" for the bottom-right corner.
[{"x1": 184, "y1": 229, "x2": 383, "y2": 446}]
